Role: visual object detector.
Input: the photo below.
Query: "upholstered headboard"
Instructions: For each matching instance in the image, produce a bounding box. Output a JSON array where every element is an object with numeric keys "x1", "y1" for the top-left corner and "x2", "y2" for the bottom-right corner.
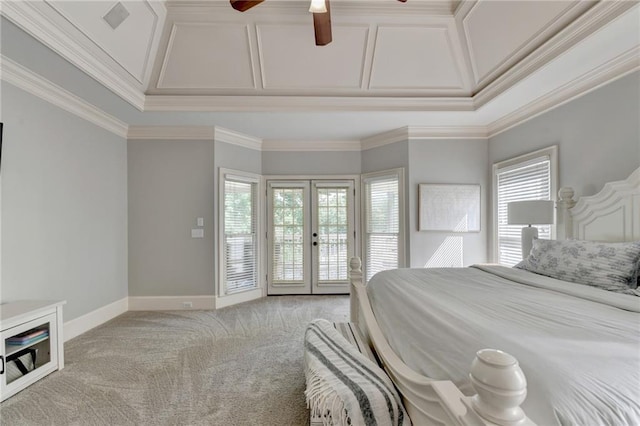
[{"x1": 557, "y1": 167, "x2": 640, "y2": 242}]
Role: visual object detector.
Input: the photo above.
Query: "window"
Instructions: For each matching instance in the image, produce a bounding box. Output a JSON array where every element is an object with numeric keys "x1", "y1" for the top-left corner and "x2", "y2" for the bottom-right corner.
[
  {"x1": 362, "y1": 169, "x2": 405, "y2": 281},
  {"x1": 221, "y1": 170, "x2": 260, "y2": 295},
  {"x1": 493, "y1": 146, "x2": 557, "y2": 266}
]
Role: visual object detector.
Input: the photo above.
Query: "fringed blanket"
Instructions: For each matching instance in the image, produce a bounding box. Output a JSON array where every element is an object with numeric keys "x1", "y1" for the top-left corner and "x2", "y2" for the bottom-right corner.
[{"x1": 304, "y1": 319, "x2": 411, "y2": 426}]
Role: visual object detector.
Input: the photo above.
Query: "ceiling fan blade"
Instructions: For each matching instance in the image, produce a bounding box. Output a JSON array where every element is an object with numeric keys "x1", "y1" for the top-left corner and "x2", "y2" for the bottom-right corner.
[
  {"x1": 230, "y1": 0, "x2": 265, "y2": 12},
  {"x1": 312, "y1": 0, "x2": 332, "y2": 46}
]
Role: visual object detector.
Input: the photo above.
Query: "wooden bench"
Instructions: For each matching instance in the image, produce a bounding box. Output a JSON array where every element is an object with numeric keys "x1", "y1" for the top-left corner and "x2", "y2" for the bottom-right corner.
[{"x1": 309, "y1": 322, "x2": 378, "y2": 426}]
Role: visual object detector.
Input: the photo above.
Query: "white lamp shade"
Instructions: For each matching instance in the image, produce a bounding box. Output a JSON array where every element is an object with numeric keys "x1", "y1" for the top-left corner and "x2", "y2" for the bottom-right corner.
[
  {"x1": 507, "y1": 200, "x2": 554, "y2": 225},
  {"x1": 309, "y1": 0, "x2": 327, "y2": 13}
]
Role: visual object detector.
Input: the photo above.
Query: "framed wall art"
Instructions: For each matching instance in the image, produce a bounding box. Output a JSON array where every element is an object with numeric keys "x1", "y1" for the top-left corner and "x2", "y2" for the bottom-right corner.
[{"x1": 419, "y1": 184, "x2": 480, "y2": 232}]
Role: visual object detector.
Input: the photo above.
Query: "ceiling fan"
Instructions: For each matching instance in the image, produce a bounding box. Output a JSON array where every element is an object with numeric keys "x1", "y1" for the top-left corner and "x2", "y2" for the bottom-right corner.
[{"x1": 230, "y1": 0, "x2": 406, "y2": 46}]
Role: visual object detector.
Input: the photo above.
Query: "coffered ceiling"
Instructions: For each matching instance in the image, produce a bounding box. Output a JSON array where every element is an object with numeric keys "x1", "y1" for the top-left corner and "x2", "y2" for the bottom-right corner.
[
  {"x1": 1, "y1": 0, "x2": 639, "y2": 141},
  {"x1": 149, "y1": 0, "x2": 593, "y2": 99}
]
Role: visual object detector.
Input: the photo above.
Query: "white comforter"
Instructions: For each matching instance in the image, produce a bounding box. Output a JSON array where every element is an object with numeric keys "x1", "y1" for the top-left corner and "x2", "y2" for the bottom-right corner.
[{"x1": 367, "y1": 265, "x2": 640, "y2": 426}]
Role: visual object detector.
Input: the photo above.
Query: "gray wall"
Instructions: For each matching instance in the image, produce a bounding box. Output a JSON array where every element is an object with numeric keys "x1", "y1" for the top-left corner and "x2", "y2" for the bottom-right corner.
[
  {"x1": 215, "y1": 142, "x2": 262, "y2": 174},
  {"x1": 127, "y1": 140, "x2": 262, "y2": 298},
  {"x1": 408, "y1": 139, "x2": 489, "y2": 267},
  {"x1": 361, "y1": 141, "x2": 409, "y2": 174},
  {"x1": 489, "y1": 71, "x2": 640, "y2": 198},
  {"x1": 128, "y1": 139, "x2": 215, "y2": 297},
  {"x1": 262, "y1": 151, "x2": 361, "y2": 175},
  {"x1": 1, "y1": 83, "x2": 128, "y2": 321}
]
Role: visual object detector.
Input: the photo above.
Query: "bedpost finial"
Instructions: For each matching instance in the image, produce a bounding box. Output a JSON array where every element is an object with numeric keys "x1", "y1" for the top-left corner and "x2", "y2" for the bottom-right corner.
[
  {"x1": 349, "y1": 257, "x2": 362, "y2": 272},
  {"x1": 469, "y1": 349, "x2": 528, "y2": 425},
  {"x1": 558, "y1": 187, "x2": 575, "y2": 202}
]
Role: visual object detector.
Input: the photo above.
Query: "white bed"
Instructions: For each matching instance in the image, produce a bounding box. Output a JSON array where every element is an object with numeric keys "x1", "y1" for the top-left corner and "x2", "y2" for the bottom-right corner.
[{"x1": 349, "y1": 167, "x2": 640, "y2": 426}]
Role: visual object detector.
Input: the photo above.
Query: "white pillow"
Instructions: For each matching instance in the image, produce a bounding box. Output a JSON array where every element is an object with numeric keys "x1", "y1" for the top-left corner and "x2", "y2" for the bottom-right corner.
[{"x1": 515, "y1": 239, "x2": 640, "y2": 292}]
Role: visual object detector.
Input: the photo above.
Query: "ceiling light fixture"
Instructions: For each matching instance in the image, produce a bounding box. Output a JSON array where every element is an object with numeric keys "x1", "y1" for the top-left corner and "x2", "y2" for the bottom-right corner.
[
  {"x1": 230, "y1": 0, "x2": 264, "y2": 12},
  {"x1": 312, "y1": 0, "x2": 332, "y2": 46},
  {"x1": 230, "y1": 0, "x2": 405, "y2": 46},
  {"x1": 309, "y1": 0, "x2": 327, "y2": 14}
]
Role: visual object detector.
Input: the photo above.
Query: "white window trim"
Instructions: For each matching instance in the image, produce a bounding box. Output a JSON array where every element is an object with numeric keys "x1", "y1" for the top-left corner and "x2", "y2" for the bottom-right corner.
[
  {"x1": 217, "y1": 168, "x2": 263, "y2": 307},
  {"x1": 361, "y1": 168, "x2": 406, "y2": 282},
  {"x1": 491, "y1": 146, "x2": 558, "y2": 263}
]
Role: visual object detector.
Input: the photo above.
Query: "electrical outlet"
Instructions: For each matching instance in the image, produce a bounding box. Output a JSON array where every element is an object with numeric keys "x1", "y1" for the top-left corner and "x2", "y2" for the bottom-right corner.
[{"x1": 182, "y1": 301, "x2": 193, "y2": 309}]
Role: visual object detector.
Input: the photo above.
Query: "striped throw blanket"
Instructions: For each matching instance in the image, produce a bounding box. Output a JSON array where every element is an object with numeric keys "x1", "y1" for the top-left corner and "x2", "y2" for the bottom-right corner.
[{"x1": 304, "y1": 319, "x2": 411, "y2": 426}]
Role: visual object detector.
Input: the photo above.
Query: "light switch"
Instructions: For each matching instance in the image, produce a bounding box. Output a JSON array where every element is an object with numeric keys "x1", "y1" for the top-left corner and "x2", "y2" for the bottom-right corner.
[
  {"x1": 197, "y1": 217, "x2": 204, "y2": 227},
  {"x1": 191, "y1": 229, "x2": 204, "y2": 238}
]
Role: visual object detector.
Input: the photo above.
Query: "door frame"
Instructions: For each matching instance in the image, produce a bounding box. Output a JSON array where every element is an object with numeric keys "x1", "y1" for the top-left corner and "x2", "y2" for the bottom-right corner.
[{"x1": 263, "y1": 174, "x2": 361, "y2": 295}]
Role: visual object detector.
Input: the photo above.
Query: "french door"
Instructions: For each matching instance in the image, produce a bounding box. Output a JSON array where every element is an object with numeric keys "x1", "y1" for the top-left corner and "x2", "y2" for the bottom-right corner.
[{"x1": 267, "y1": 180, "x2": 355, "y2": 295}]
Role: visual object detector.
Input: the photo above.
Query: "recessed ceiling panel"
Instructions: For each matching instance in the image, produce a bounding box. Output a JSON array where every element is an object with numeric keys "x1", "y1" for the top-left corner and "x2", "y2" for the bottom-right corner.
[
  {"x1": 46, "y1": 1, "x2": 157, "y2": 83},
  {"x1": 158, "y1": 23, "x2": 255, "y2": 89},
  {"x1": 463, "y1": 0, "x2": 576, "y2": 85},
  {"x1": 257, "y1": 24, "x2": 368, "y2": 89},
  {"x1": 370, "y1": 26, "x2": 464, "y2": 90}
]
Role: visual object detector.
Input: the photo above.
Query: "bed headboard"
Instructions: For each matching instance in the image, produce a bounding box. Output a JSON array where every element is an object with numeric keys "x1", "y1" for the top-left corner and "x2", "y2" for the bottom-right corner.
[{"x1": 557, "y1": 167, "x2": 640, "y2": 242}]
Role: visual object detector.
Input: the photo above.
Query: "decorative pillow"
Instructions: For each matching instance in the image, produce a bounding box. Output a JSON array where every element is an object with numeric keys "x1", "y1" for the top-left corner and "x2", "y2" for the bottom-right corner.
[{"x1": 515, "y1": 239, "x2": 640, "y2": 292}]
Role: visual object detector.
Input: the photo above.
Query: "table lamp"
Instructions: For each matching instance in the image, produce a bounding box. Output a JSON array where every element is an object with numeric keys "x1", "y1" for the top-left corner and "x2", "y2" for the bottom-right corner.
[{"x1": 507, "y1": 200, "x2": 554, "y2": 258}]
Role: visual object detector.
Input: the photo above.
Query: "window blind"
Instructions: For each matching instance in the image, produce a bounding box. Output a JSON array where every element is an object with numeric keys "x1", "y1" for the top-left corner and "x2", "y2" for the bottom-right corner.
[
  {"x1": 364, "y1": 175, "x2": 400, "y2": 281},
  {"x1": 223, "y1": 177, "x2": 258, "y2": 294},
  {"x1": 496, "y1": 157, "x2": 551, "y2": 266}
]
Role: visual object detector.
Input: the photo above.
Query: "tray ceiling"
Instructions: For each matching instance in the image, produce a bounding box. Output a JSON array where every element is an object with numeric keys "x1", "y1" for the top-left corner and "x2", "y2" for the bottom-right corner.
[
  {"x1": 1, "y1": 0, "x2": 638, "y2": 142},
  {"x1": 147, "y1": 0, "x2": 593, "y2": 98},
  {"x1": 2, "y1": 1, "x2": 603, "y2": 102}
]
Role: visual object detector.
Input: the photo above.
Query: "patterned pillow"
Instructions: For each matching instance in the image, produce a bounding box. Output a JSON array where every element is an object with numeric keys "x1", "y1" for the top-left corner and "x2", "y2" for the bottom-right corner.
[{"x1": 515, "y1": 239, "x2": 640, "y2": 292}]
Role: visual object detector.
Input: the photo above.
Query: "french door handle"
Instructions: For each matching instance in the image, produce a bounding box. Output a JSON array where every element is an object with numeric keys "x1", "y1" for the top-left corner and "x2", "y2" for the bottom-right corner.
[
  {"x1": 0, "y1": 356, "x2": 4, "y2": 375},
  {"x1": 313, "y1": 242, "x2": 318, "y2": 246},
  {"x1": 312, "y1": 233, "x2": 318, "y2": 237}
]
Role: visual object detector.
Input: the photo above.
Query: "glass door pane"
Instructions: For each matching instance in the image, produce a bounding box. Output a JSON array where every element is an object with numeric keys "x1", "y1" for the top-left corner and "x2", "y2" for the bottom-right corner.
[
  {"x1": 312, "y1": 181, "x2": 354, "y2": 294},
  {"x1": 267, "y1": 182, "x2": 310, "y2": 295}
]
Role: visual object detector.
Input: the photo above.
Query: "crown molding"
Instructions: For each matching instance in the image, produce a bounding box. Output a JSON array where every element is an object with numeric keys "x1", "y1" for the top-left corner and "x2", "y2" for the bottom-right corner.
[
  {"x1": 127, "y1": 125, "x2": 263, "y2": 150},
  {"x1": 127, "y1": 125, "x2": 215, "y2": 140},
  {"x1": 473, "y1": 0, "x2": 636, "y2": 109},
  {"x1": 0, "y1": 55, "x2": 129, "y2": 138},
  {"x1": 361, "y1": 127, "x2": 409, "y2": 150},
  {"x1": 1, "y1": 0, "x2": 146, "y2": 111},
  {"x1": 4, "y1": 43, "x2": 634, "y2": 149},
  {"x1": 487, "y1": 46, "x2": 640, "y2": 138},
  {"x1": 126, "y1": 124, "x2": 491, "y2": 152},
  {"x1": 144, "y1": 95, "x2": 475, "y2": 112},
  {"x1": 214, "y1": 127, "x2": 263, "y2": 150},
  {"x1": 361, "y1": 125, "x2": 490, "y2": 150},
  {"x1": 407, "y1": 126, "x2": 489, "y2": 140},
  {"x1": 262, "y1": 140, "x2": 362, "y2": 152}
]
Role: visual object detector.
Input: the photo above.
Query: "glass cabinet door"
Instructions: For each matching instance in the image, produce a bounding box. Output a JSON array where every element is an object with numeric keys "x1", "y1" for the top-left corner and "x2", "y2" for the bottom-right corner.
[{"x1": 1, "y1": 313, "x2": 57, "y2": 400}]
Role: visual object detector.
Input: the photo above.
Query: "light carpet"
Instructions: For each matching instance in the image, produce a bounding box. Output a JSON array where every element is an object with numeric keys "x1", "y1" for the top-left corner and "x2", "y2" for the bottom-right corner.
[{"x1": 0, "y1": 295, "x2": 349, "y2": 425}]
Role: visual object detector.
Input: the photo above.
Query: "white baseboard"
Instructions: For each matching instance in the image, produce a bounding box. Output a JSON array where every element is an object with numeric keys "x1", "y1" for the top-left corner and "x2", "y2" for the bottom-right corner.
[
  {"x1": 128, "y1": 295, "x2": 216, "y2": 311},
  {"x1": 215, "y1": 288, "x2": 263, "y2": 309},
  {"x1": 64, "y1": 297, "x2": 128, "y2": 341},
  {"x1": 62, "y1": 292, "x2": 264, "y2": 340}
]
